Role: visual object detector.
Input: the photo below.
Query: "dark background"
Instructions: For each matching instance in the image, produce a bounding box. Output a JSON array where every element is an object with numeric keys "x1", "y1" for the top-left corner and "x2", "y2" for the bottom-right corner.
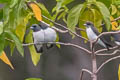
[{"x1": 0, "y1": 0, "x2": 119, "y2": 80}]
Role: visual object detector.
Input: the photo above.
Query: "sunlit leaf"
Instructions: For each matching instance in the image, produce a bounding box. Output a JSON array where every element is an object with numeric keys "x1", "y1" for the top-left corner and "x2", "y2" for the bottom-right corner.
[
  {"x1": 111, "y1": 4, "x2": 117, "y2": 15},
  {"x1": 0, "y1": 51, "x2": 14, "y2": 69},
  {"x1": 67, "y1": 4, "x2": 83, "y2": 32},
  {"x1": 28, "y1": 2, "x2": 42, "y2": 21},
  {"x1": 25, "y1": 30, "x2": 41, "y2": 66},
  {"x1": 10, "y1": 0, "x2": 18, "y2": 8},
  {"x1": 97, "y1": 0, "x2": 111, "y2": 8},
  {"x1": 16, "y1": 13, "x2": 32, "y2": 42},
  {"x1": 118, "y1": 64, "x2": 120, "y2": 80},
  {"x1": 25, "y1": 78, "x2": 42, "y2": 80},
  {"x1": 56, "y1": 33, "x2": 60, "y2": 48},
  {"x1": 96, "y1": 2, "x2": 111, "y2": 30},
  {"x1": 3, "y1": 5, "x2": 10, "y2": 25},
  {"x1": 0, "y1": 34, "x2": 5, "y2": 55},
  {"x1": 0, "y1": 22, "x2": 3, "y2": 35}
]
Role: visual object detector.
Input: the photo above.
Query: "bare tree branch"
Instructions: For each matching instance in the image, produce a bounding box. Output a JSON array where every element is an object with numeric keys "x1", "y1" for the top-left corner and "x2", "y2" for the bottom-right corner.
[
  {"x1": 42, "y1": 15, "x2": 89, "y2": 41},
  {"x1": 96, "y1": 54, "x2": 120, "y2": 73},
  {"x1": 92, "y1": 31, "x2": 120, "y2": 50},
  {"x1": 96, "y1": 50, "x2": 120, "y2": 56},
  {"x1": 95, "y1": 46, "x2": 119, "y2": 54},
  {"x1": 80, "y1": 69, "x2": 93, "y2": 80},
  {"x1": 52, "y1": 26, "x2": 68, "y2": 33},
  {"x1": 76, "y1": 27, "x2": 86, "y2": 31},
  {"x1": 111, "y1": 16, "x2": 120, "y2": 22},
  {"x1": 23, "y1": 42, "x2": 92, "y2": 54}
]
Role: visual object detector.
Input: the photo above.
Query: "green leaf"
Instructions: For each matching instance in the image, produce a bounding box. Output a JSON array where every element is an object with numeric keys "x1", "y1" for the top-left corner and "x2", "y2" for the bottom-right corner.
[
  {"x1": 16, "y1": 12, "x2": 32, "y2": 42},
  {"x1": 37, "y1": 3, "x2": 51, "y2": 19},
  {"x1": 87, "y1": 0, "x2": 96, "y2": 2},
  {"x1": 3, "y1": 4, "x2": 10, "y2": 25},
  {"x1": 118, "y1": 64, "x2": 120, "y2": 80},
  {"x1": 5, "y1": 31, "x2": 24, "y2": 56},
  {"x1": 67, "y1": 4, "x2": 83, "y2": 31},
  {"x1": 25, "y1": 30, "x2": 41, "y2": 66},
  {"x1": 111, "y1": 4, "x2": 117, "y2": 15},
  {"x1": 96, "y1": 1, "x2": 111, "y2": 30},
  {"x1": 0, "y1": 0, "x2": 11, "y2": 3},
  {"x1": 0, "y1": 34, "x2": 5, "y2": 56},
  {"x1": 97, "y1": 0, "x2": 112, "y2": 8},
  {"x1": 56, "y1": 33, "x2": 60, "y2": 48},
  {"x1": 0, "y1": 9, "x2": 3, "y2": 20},
  {"x1": 25, "y1": 78, "x2": 42, "y2": 80},
  {"x1": 10, "y1": 0, "x2": 19, "y2": 8},
  {"x1": 0, "y1": 22, "x2": 3, "y2": 35},
  {"x1": 62, "y1": 0, "x2": 74, "y2": 5}
]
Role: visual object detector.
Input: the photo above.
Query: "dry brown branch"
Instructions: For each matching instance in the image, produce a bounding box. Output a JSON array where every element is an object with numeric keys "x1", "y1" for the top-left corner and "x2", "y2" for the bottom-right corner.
[
  {"x1": 80, "y1": 69, "x2": 93, "y2": 80},
  {"x1": 96, "y1": 54, "x2": 120, "y2": 73}
]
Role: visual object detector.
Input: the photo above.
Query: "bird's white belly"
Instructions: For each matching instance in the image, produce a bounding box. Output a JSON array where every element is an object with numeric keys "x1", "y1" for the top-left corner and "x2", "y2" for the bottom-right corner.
[
  {"x1": 86, "y1": 28, "x2": 106, "y2": 47},
  {"x1": 86, "y1": 28, "x2": 97, "y2": 41},
  {"x1": 33, "y1": 30, "x2": 44, "y2": 50}
]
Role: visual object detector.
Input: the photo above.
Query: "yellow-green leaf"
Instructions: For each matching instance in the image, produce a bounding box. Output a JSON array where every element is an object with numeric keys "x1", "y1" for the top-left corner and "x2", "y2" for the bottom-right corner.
[
  {"x1": 16, "y1": 13, "x2": 32, "y2": 42},
  {"x1": 118, "y1": 64, "x2": 120, "y2": 80},
  {"x1": 111, "y1": 4, "x2": 117, "y2": 15},
  {"x1": 56, "y1": 33, "x2": 60, "y2": 48},
  {"x1": 0, "y1": 51, "x2": 14, "y2": 69},
  {"x1": 0, "y1": 22, "x2": 3, "y2": 35},
  {"x1": 25, "y1": 30, "x2": 41, "y2": 66},
  {"x1": 25, "y1": 78, "x2": 42, "y2": 80}
]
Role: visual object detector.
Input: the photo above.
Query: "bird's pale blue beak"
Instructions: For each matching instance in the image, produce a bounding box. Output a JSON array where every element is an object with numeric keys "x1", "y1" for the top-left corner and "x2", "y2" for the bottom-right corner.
[
  {"x1": 30, "y1": 26, "x2": 34, "y2": 30},
  {"x1": 83, "y1": 24, "x2": 86, "y2": 26}
]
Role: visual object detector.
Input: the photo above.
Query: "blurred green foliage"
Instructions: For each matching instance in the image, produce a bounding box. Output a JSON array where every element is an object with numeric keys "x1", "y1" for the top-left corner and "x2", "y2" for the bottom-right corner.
[{"x1": 0, "y1": 0, "x2": 120, "y2": 79}]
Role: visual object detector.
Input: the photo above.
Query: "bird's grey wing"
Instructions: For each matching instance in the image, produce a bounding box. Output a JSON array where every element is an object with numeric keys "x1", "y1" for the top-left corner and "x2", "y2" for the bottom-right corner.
[
  {"x1": 91, "y1": 26, "x2": 112, "y2": 47},
  {"x1": 112, "y1": 32, "x2": 120, "y2": 42},
  {"x1": 90, "y1": 26, "x2": 100, "y2": 35}
]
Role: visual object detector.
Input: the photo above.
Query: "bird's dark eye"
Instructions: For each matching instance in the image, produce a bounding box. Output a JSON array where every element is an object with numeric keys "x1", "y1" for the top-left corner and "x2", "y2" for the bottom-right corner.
[{"x1": 33, "y1": 25, "x2": 37, "y2": 28}]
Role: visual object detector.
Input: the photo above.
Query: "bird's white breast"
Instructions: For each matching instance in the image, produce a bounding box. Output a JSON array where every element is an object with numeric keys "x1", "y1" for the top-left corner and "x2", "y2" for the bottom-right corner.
[
  {"x1": 86, "y1": 27, "x2": 97, "y2": 41},
  {"x1": 86, "y1": 27, "x2": 106, "y2": 47}
]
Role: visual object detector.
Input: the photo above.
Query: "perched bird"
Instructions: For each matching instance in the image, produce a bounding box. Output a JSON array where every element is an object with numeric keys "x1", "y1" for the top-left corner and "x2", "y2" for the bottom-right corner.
[
  {"x1": 111, "y1": 31, "x2": 120, "y2": 45},
  {"x1": 30, "y1": 21, "x2": 57, "y2": 53},
  {"x1": 84, "y1": 21, "x2": 112, "y2": 50}
]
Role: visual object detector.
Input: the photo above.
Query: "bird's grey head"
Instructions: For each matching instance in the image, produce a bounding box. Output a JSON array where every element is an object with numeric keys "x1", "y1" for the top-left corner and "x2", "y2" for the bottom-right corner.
[
  {"x1": 30, "y1": 24, "x2": 41, "y2": 32},
  {"x1": 83, "y1": 21, "x2": 94, "y2": 28}
]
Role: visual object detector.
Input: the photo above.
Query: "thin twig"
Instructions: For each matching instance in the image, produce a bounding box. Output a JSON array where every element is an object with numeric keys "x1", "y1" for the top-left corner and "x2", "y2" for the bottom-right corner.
[
  {"x1": 23, "y1": 42, "x2": 92, "y2": 54},
  {"x1": 76, "y1": 27, "x2": 86, "y2": 31},
  {"x1": 42, "y1": 15, "x2": 89, "y2": 41},
  {"x1": 101, "y1": 16, "x2": 120, "y2": 26},
  {"x1": 111, "y1": 16, "x2": 120, "y2": 22},
  {"x1": 96, "y1": 55, "x2": 120, "y2": 73},
  {"x1": 96, "y1": 50, "x2": 120, "y2": 56},
  {"x1": 52, "y1": 26, "x2": 68, "y2": 33},
  {"x1": 95, "y1": 46, "x2": 118, "y2": 54},
  {"x1": 5, "y1": 38, "x2": 14, "y2": 43},
  {"x1": 80, "y1": 69, "x2": 93, "y2": 80}
]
